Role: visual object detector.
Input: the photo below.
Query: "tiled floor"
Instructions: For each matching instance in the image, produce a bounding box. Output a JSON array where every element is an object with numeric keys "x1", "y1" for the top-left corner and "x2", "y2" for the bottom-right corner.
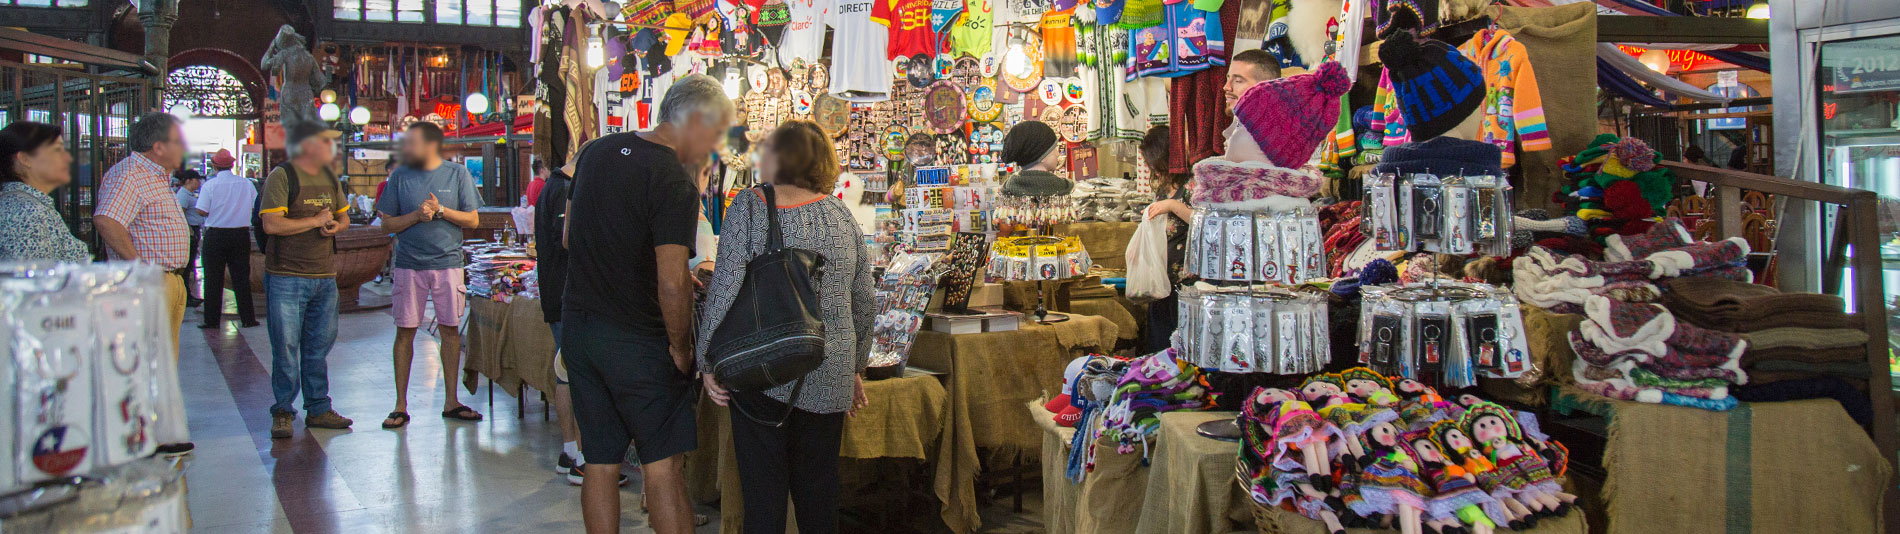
[
  {"x1": 180, "y1": 289, "x2": 716, "y2": 533},
  {"x1": 178, "y1": 286, "x2": 1047, "y2": 533}
]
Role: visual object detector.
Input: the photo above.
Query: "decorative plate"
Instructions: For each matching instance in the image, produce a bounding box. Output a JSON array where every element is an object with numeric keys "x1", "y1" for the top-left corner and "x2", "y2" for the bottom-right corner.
[
  {"x1": 1059, "y1": 104, "x2": 1088, "y2": 142},
  {"x1": 1038, "y1": 103, "x2": 1064, "y2": 125},
  {"x1": 885, "y1": 125, "x2": 910, "y2": 157},
  {"x1": 923, "y1": 81, "x2": 967, "y2": 134},
  {"x1": 951, "y1": 55, "x2": 981, "y2": 87},
  {"x1": 934, "y1": 53, "x2": 956, "y2": 78},
  {"x1": 907, "y1": 54, "x2": 937, "y2": 88},
  {"x1": 765, "y1": 67, "x2": 787, "y2": 96},
  {"x1": 967, "y1": 78, "x2": 1002, "y2": 122},
  {"x1": 1063, "y1": 77, "x2": 1086, "y2": 104},
  {"x1": 813, "y1": 94, "x2": 850, "y2": 138},
  {"x1": 787, "y1": 64, "x2": 809, "y2": 92},
  {"x1": 790, "y1": 89, "x2": 815, "y2": 115},
  {"x1": 1037, "y1": 78, "x2": 1064, "y2": 106},
  {"x1": 979, "y1": 52, "x2": 1001, "y2": 78},
  {"x1": 748, "y1": 64, "x2": 770, "y2": 93},
  {"x1": 807, "y1": 62, "x2": 830, "y2": 93},
  {"x1": 1001, "y1": 36, "x2": 1044, "y2": 93}
]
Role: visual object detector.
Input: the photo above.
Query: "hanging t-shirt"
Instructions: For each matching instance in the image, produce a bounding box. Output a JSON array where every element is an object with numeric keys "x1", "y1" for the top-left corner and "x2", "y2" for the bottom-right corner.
[
  {"x1": 779, "y1": 0, "x2": 829, "y2": 64},
  {"x1": 827, "y1": 0, "x2": 893, "y2": 99},
  {"x1": 952, "y1": 0, "x2": 994, "y2": 55},
  {"x1": 1040, "y1": 8, "x2": 1078, "y2": 77},
  {"x1": 872, "y1": 0, "x2": 936, "y2": 59}
]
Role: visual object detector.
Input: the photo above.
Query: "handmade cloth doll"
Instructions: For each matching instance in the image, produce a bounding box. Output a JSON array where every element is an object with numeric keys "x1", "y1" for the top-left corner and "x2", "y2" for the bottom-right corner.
[
  {"x1": 1351, "y1": 419, "x2": 1432, "y2": 534},
  {"x1": 1241, "y1": 387, "x2": 1352, "y2": 534},
  {"x1": 1407, "y1": 430, "x2": 1498, "y2": 534},
  {"x1": 1301, "y1": 373, "x2": 1387, "y2": 459},
  {"x1": 1460, "y1": 402, "x2": 1575, "y2": 517},
  {"x1": 1251, "y1": 387, "x2": 1341, "y2": 479},
  {"x1": 1341, "y1": 367, "x2": 1401, "y2": 406},
  {"x1": 1430, "y1": 420, "x2": 1533, "y2": 530},
  {"x1": 1394, "y1": 378, "x2": 1456, "y2": 431}
]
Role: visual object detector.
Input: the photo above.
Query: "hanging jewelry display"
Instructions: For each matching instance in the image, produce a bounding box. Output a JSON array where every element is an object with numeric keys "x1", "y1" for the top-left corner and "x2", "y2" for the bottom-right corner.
[
  {"x1": 1185, "y1": 207, "x2": 1326, "y2": 284},
  {"x1": 939, "y1": 233, "x2": 992, "y2": 313},
  {"x1": 1173, "y1": 285, "x2": 1331, "y2": 374},
  {"x1": 1364, "y1": 171, "x2": 1513, "y2": 255},
  {"x1": 1356, "y1": 281, "x2": 1530, "y2": 389},
  {"x1": 869, "y1": 253, "x2": 946, "y2": 372}
]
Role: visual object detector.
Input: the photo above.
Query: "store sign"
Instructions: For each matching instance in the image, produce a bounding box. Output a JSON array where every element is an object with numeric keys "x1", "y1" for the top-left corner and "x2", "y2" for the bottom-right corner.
[{"x1": 1831, "y1": 52, "x2": 1900, "y2": 94}]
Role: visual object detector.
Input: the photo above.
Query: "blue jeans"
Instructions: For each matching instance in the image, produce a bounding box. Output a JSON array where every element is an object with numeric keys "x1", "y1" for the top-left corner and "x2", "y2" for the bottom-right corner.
[{"x1": 266, "y1": 274, "x2": 339, "y2": 416}]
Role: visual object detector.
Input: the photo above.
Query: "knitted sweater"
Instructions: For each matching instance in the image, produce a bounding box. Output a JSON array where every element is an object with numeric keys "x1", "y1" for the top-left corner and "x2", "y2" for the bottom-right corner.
[{"x1": 1458, "y1": 28, "x2": 1550, "y2": 168}]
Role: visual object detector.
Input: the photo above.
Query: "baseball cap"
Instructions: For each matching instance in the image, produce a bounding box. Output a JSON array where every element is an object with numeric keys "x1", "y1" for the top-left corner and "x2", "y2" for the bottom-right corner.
[{"x1": 287, "y1": 122, "x2": 342, "y2": 147}]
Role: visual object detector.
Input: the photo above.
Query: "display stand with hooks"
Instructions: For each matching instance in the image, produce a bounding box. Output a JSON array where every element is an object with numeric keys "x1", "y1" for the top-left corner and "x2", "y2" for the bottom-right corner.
[{"x1": 1011, "y1": 235, "x2": 1070, "y2": 324}]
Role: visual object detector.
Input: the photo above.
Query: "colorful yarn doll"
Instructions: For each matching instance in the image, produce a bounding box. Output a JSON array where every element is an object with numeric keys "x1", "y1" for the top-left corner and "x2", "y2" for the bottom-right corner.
[
  {"x1": 1351, "y1": 419, "x2": 1431, "y2": 534},
  {"x1": 1301, "y1": 374, "x2": 1387, "y2": 459},
  {"x1": 1394, "y1": 379, "x2": 1456, "y2": 431},
  {"x1": 1460, "y1": 402, "x2": 1576, "y2": 518},
  {"x1": 1407, "y1": 430, "x2": 1499, "y2": 534},
  {"x1": 1341, "y1": 367, "x2": 1402, "y2": 406},
  {"x1": 1255, "y1": 388, "x2": 1341, "y2": 479},
  {"x1": 1431, "y1": 420, "x2": 1535, "y2": 530}
]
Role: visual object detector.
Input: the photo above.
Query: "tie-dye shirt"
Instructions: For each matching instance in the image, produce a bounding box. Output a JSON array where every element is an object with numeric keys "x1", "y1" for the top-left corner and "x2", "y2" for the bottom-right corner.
[{"x1": 1458, "y1": 28, "x2": 1550, "y2": 168}]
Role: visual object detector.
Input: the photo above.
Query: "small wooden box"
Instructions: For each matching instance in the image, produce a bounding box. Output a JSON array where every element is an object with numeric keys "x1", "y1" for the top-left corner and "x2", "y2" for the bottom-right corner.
[{"x1": 925, "y1": 308, "x2": 1021, "y2": 334}]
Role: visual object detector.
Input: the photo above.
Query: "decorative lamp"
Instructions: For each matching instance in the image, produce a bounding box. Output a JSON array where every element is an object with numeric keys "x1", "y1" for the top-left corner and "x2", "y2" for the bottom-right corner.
[
  {"x1": 1639, "y1": 49, "x2": 1670, "y2": 73},
  {"x1": 464, "y1": 92, "x2": 491, "y2": 116},
  {"x1": 349, "y1": 105, "x2": 371, "y2": 126},
  {"x1": 318, "y1": 102, "x2": 341, "y2": 122},
  {"x1": 1745, "y1": 1, "x2": 1769, "y2": 19}
]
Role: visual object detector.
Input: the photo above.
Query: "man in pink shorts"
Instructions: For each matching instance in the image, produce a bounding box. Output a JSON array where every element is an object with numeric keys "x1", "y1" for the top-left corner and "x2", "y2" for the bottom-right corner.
[{"x1": 374, "y1": 122, "x2": 485, "y2": 428}]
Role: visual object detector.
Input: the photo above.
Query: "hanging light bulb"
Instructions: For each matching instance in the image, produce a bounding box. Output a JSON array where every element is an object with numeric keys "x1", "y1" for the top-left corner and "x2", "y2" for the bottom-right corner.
[
  {"x1": 320, "y1": 89, "x2": 337, "y2": 104},
  {"x1": 1639, "y1": 49, "x2": 1671, "y2": 73},
  {"x1": 585, "y1": 36, "x2": 606, "y2": 70},
  {"x1": 318, "y1": 102, "x2": 341, "y2": 122},
  {"x1": 1003, "y1": 34, "x2": 1031, "y2": 79},
  {"x1": 349, "y1": 105, "x2": 371, "y2": 126},
  {"x1": 464, "y1": 92, "x2": 490, "y2": 115},
  {"x1": 1745, "y1": 1, "x2": 1770, "y2": 19}
]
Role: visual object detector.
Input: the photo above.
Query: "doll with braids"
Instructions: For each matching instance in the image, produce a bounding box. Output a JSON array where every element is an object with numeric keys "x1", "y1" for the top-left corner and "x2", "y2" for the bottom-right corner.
[{"x1": 1460, "y1": 402, "x2": 1576, "y2": 519}]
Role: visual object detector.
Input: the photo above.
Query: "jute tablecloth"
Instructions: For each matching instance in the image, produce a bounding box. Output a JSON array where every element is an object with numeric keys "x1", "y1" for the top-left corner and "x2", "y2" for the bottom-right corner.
[
  {"x1": 910, "y1": 315, "x2": 1120, "y2": 465},
  {"x1": 1052, "y1": 221, "x2": 1140, "y2": 271},
  {"x1": 1134, "y1": 411, "x2": 1254, "y2": 534},
  {"x1": 1035, "y1": 401, "x2": 1151, "y2": 534},
  {"x1": 713, "y1": 372, "x2": 980, "y2": 533},
  {"x1": 459, "y1": 296, "x2": 557, "y2": 397},
  {"x1": 1558, "y1": 386, "x2": 1892, "y2": 534}
]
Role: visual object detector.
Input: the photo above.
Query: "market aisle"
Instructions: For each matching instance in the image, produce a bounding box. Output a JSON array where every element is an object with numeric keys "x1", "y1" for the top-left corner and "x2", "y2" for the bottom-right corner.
[{"x1": 177, "y1": 305, "x2": 720, "y2": 533}]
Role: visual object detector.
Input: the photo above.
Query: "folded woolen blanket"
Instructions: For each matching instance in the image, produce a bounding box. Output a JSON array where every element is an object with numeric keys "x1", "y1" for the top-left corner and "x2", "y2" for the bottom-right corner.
[
  {"x1": 1743, "y1": 345, "x2": 1870, "y2": 365},
  {"x1": 1742, "y1": 328, "x2": 1871, "y2": 351},
  {"x1": 1648, "y1": 237, "x2": 1749, "y2": 278},
  {"x1": 1659, "y1": 276, "x2": 1849, "y2": 331},
  {"x1": 1605, "y1": 218, "x2": 1692, "y2": 261}
]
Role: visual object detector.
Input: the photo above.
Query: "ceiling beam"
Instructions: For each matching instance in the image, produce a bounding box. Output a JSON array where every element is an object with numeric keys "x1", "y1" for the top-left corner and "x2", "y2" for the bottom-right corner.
[
  {"x1": 1598, "y1": 15, "x2": 1769, "y2": 45},
  {"x1": 0, "y1": 27, "x2": 155, "y2": 73}
]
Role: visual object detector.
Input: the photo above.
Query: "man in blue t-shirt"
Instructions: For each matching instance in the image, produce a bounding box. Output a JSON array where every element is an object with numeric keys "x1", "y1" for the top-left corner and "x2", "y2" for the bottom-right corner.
[{"x1": 373, "y1": 122, "x2": 484, "y2": 429}]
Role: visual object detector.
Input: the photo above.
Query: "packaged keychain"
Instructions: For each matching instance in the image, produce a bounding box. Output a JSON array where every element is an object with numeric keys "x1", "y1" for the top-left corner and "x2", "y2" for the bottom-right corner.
[
  {"x1": 1277, "y1": 213, "x2": 1304, "y2": 284},
  {"x1": 1367, "y1": 173, "x2": 1400, "y2": 250},
  {"x1": 1253, "y1": 303, "x2": 1277, "y2": 373},
  {"x1": 1254, "y1": 214, "x2": 1282, "y2": 282},
  {"x1": 1441, "y1": 180, "x2": 1473, "y2": 254},
  {"x1": 1225, "y1": 214, "x2": 1252, "y2": 281},
  {"x1": 93, "y1": 290, "x2": 159, "y2": 466},
  {"x1": 1414, "y1": 304, "x2": 1451, "y2": 389},
  {"x1": 1222, "y1": 297, "x2": 1255, "y2": 372},
  {"x1": 1412, "y1": 175, "x2": 1443, "y2": 243},
  {"x1": 14, "y1": 285, "x2": 96, "y2": 484}
]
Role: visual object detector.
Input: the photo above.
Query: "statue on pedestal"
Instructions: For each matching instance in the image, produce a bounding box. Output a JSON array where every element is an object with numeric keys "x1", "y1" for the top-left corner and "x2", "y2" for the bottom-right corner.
[{"x1": 262, "y1": 25, "x2": 328, "y2": 132}]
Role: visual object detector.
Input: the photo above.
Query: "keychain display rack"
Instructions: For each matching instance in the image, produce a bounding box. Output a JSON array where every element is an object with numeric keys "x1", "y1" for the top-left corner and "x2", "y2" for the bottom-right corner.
[
  {"x1": 1364, "y1": 172, "x2": 1515, "y2": 255},
  {"x1": 0, "y1": 262, "x2": 189, "y2": 531},
  {"x1": 1357, "y1": 281, "x2": 1531, "y2": 389},
  {"x1": 992, "y1": 194, "x2": 1077, "y2": 237},
  {"x1": 869, "y1": 253, "x2": 944, "y2": 375},
  {"x1": 988, "y1": 235, "x2": 1087, "y2": 323},
  {"x1": 1174, "y1": 285, "x2": 1332, "y2": 375},
  {"x1": 1184, "y1": 207, "x2": 1326, "y2": 285}
]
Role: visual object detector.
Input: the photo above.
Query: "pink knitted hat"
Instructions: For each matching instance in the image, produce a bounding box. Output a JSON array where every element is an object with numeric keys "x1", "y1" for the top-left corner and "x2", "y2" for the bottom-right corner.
[{"x1": 1232, "y1": 61, "x2": 1353, "y2": 168}]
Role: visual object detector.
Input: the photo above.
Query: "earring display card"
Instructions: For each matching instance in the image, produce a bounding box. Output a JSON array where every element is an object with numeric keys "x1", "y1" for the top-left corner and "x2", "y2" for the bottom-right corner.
[{"x1": 938, "y1": 233, "x2": 991, "y2": 313}]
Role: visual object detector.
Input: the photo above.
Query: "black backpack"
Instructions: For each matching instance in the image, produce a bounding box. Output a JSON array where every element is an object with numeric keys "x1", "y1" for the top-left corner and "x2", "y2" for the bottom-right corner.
[
  {"x1": 251, "y1": 163, "x2": 314, "y2": 252},
  {"x1": 705, "y1": 184, "x2": 829, "y2": 426}
]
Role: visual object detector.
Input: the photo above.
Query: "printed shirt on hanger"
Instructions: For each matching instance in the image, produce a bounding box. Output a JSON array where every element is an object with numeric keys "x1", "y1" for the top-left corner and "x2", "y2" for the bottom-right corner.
[
  {"x1": 872, "y1": 0, "x2": 937, "y2": 59},
  {"x1": 827, "y1": 0, "x2": 892, "y2": 97},
  {"x1": 952, "y1": 0, "x2": 994, "y2": 55},
  {"x1": 779, "y1": 0, "x2": 830, "y2": 64}
]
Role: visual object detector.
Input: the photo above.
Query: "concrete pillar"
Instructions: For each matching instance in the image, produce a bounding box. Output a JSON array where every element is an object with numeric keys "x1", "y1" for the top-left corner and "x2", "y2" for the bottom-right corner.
[{"x1": 138, "y1": 0, "x2": 177, "y2": 88}]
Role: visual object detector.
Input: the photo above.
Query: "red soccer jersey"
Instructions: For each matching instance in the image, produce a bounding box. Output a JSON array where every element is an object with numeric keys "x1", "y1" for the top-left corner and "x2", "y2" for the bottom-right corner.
[{"x1": 871, "y1": 0, "x2": 935, "y2": 59}]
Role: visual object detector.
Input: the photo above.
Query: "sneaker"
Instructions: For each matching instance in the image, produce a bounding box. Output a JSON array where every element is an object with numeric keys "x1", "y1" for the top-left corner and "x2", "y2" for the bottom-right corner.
[
  {"x1": 155, "y1": 442, "x2": 195, "y2": 457},
  {"x1": 556, "y1": 452, "x2": 575, "y2": 475},
  {"x1": 564, "y1": 465, "x2": 630, "y2": 487},
  {"x1": 271, "y1": 413, "x2": 294, "y2": 439},
  {"x1": 305, "y1": 411, "x2": 353, "y2": 430}
]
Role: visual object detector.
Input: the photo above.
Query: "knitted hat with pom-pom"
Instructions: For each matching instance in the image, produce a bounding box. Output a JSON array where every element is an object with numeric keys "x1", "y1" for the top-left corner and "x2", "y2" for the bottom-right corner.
[
  {"x1": 1378, "y1": 32, "x2": 1485, "y2": 141},
  {"x1": 1232, "y1": 61, "x2": 1353, "y2": 169}
]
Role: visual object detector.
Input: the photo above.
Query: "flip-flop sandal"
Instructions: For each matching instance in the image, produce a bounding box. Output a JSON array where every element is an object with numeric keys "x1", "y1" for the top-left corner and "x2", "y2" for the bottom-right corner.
[
  {"x1": 441, "y1": 406, "x2": 483, "y2": 422},
  {"x1": 381, "y1": 411, "x2": 410, "y2": 429}
]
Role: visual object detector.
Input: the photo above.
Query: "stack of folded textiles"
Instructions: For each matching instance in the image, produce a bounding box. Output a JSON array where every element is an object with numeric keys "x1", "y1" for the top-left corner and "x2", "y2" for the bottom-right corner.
[
  {"x1": 1099, "y1": 350, "x2": 1213, "y2": 462},
  {"x1": 1511, "y1": 218, "x2": 1752, "y2": 314},
  {"x1": 1566, "y1": 294, "x2": 1747, "y2": 411},
  {"x1": 1658, "y1": 276, "x2": 1867, "y2": 388}
]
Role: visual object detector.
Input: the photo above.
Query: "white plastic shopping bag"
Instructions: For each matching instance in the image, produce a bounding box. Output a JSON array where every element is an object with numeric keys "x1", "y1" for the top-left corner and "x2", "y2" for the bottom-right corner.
[{"x1": 1125, "y1": 213, "x2": 1172, "y2": 302}]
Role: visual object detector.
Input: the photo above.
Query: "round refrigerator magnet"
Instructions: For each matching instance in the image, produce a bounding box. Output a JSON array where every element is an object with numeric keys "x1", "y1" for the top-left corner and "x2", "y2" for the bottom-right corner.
[
  {"x1": 790, "y1": 89, "x2": 815, "y2": 115},
  {"x1": 1063, "y1": 77, "x2": 1086, "y2": 104},
  {"x1": 1059, "y1": 104, "x2": 1088, "y2": 142}
]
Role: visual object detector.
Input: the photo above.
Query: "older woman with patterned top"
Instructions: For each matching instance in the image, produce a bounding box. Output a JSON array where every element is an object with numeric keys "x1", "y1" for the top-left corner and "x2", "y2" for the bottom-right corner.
[{"x1": 0, "y1": 121, "x2": 90, "y2": 262}]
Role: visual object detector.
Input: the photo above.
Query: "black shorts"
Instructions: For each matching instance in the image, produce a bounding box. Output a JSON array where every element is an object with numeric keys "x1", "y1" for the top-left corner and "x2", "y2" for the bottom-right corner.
[{"x1": 560, "y1": 311, "x2": 699, "y2": 466}]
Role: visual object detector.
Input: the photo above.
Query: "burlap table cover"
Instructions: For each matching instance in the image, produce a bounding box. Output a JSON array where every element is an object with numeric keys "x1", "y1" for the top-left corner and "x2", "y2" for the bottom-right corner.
[
  {"x1": 1035, "y1": 401, "x2": 1151, "y2": 534},
  {"x1": 910, "y1": 315, "x2": 1120, "y2": 465},
  {"x1": 1556, "y1": 386, "x2": 1892, "y2": 534},
  {"x1": 1134, "y1": 411, "x2": 1254, "y2": 534},
  {"x1": 713, "y1": 372, "x2": 980, "y2": 533},
  {"x1": 459, "y1": 296, "x2": 557, "y2": 397},
  {"x1": 1051, "y1": 221, "x2": 1140, "y2": 271}
]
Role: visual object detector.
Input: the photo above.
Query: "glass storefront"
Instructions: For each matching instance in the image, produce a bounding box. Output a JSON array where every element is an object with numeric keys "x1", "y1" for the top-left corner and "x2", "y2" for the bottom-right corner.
[{"x1": 1817, "y1": 34, "x2": 1900, "y2": 384}]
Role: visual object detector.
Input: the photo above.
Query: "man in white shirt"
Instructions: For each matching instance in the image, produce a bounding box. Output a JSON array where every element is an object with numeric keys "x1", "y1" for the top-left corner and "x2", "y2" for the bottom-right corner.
[{"x1": 193, "y1": 149, "x2": 260, "y2": 328}]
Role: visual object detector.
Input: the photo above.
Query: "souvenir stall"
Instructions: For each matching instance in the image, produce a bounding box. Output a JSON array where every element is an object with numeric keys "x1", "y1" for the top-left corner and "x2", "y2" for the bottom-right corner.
[{"x1": 517, "y1": 0, "x2": 1893, "y2": 529}]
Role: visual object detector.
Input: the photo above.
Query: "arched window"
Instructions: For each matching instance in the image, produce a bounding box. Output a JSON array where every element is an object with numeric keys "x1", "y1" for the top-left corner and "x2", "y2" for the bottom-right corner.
[{"x1": 165, "y1": 65, "x2": 258, "y2": 119}]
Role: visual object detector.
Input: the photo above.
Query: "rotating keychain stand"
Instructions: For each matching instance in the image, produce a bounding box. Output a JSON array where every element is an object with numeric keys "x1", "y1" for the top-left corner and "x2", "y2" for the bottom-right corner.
[{"x1": 1012, "y1": 235, "x2": 1070, "y2": 324}]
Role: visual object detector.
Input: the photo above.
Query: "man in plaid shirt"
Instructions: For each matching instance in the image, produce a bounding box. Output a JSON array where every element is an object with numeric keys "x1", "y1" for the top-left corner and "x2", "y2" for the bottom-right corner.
[{"x1": 96, "y1": 112, "x2": 193, "y2": 355}]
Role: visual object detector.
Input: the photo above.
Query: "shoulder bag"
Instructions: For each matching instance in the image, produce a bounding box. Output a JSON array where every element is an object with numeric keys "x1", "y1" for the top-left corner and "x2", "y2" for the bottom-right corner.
[{"x1": 706, "y1": 183, "x2": 829, "y2": 426}]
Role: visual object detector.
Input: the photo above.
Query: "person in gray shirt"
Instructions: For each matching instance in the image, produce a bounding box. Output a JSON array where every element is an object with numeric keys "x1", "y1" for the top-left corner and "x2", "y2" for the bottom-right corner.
[{"x1": 373, "y1": 122, "x2": 484, "y2": 429}]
